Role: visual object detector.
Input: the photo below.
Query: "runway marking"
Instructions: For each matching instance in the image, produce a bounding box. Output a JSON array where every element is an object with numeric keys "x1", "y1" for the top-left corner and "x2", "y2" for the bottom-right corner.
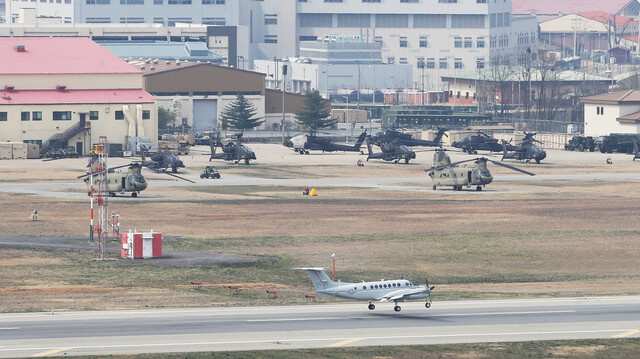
[
  {"x1": 330, "y1": 338, "x2": 364, "y2": 347},
  {"x1": 31, "y1": 347, "x2": 71, "y2": 357},
  {"x1": 246, "y1": 310, "x2": 575, "y2": 322},
  {"x1": 0, "y1": 327, "x2": 19, "y2": 330},
  {"x1": 2, "y1": 329, "x2": 637, "y2": 353},
  {"x1": 613, "y1": 330, "x2": 640, "y2": 338}
]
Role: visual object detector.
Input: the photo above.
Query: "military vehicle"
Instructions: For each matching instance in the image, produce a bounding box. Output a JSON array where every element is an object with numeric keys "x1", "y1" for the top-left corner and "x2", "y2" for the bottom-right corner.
[
  {"x1": 200, "y1": 165, "x2": 221, "y2": 179},
  {"x1": 565, "y1": 136, "x2": 596, "y2": 152},
  {"x1": 596, "y1": 133, "x2": 640, "y2": 154}
]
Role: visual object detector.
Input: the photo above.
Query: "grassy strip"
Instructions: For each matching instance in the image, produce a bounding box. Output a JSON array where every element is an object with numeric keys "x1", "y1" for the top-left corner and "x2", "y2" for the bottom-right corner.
[{"x1": 38, "y1": 339, "x2": 640, "y2": 359}]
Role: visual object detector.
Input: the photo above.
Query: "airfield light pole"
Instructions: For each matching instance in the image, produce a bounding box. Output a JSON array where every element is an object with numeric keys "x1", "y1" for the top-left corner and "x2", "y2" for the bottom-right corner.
[{"x1": 282, "y1": 62, "x2": 287, "y2": 144}]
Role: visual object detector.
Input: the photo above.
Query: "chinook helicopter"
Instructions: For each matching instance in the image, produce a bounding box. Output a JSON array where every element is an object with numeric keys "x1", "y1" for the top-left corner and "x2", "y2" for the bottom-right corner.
[
  {"x1": 78, "y1": 157, "x2": 193, "y2": 197},
  {"x1": 501, "y1": 132, "x2": 547, "y2": 163},
  {"x1": 426, "y1": 149, "x2": 535, "y2": 191},
  {"x1": 208, "y1": 133, "x2": 256, "y2": 165},
  {"x1": 370, "y1": 127, "x2": 448, "y2": 147},
  {"x1": 365, "y1": 137, "x2": 416, "y2": 164},
  {"x1": 284, "y1": 130, "x2": 367, "y2": 154}
]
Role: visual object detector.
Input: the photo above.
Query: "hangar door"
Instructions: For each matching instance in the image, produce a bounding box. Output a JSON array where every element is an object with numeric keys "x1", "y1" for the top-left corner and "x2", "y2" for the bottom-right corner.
[{"x1": 193, "y1": 99, "x2": 217, "y2": 132}]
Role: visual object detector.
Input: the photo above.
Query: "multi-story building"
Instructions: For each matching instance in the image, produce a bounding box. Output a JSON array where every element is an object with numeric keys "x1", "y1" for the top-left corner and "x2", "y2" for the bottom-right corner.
[
  {"x1": 6, "y1": 0, "x2": 537, "y2": 91},
  {"x1": 0, "y1": 37, "x2": 157, "y2": 156}
]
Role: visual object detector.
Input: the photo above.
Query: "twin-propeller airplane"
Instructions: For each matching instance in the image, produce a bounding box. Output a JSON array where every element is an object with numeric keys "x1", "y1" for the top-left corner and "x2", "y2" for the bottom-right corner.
[{"x1": 298, "y1": 268, "x2": 435, "y2": 312}]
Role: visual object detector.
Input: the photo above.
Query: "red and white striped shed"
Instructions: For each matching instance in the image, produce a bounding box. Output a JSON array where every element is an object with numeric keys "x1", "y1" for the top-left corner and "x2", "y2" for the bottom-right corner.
[{"x1": 121, "y1": 230, "x2": 162, "y2": 259}]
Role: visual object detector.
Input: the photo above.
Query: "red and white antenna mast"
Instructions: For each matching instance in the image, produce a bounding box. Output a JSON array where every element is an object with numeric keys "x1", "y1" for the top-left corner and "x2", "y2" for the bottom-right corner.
[{"x1": 92, "y1": 136, "x2": 109, "y2": 260}]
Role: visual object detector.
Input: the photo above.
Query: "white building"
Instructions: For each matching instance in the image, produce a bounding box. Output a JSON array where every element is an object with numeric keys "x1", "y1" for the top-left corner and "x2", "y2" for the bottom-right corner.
[
  {"x1": 581, "y1": 90, "x2": 640, "y2": 136},
  {"x1": 0, "y1": 37, "x2": 157, "y2": 156},
  {"x1": 6, "y1": 0, "x2": 538, "y2": 90}
]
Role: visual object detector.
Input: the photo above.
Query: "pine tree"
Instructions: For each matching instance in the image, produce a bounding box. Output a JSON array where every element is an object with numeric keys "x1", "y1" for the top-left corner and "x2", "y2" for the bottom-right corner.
[
  {"x1": 294, "y1": 89, "x2": 337, "y2": 131},
  {"x1": 220, "y1": 93, "x2": 263, "y2": 130}
]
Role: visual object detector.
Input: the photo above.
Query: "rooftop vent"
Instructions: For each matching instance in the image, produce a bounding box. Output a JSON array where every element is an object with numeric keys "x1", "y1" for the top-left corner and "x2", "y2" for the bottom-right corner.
[
  {"x1": 145, "y1": 59, "x2": 151, "y2": 64},
  {"x1": 166, "y1": 61, "x2": 171, "y2": 65},
  {"x1": 140, "y1": 65, "x2": 146, "y2": 70},
  {"x1": 56, "y1": 85, "x2": 66, "y2": 91},
  {"x1": 150, "y1": 66, "x2": 155, "y2": 70},
  {"x1": 14, "y1": 45, "x2": 26, "y2": 52},
  {"x1": 4, "y1": 85, "x2": 15, "y2": 92}
]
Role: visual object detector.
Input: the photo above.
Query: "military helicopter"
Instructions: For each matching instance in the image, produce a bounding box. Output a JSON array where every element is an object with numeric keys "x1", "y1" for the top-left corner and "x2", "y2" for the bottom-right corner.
[
  {"x1": 365, "y1": 137, "x2": 416, "y2": 164},
  {"x1": 370, "y1": 127, "x2": 448, "y2": 147},
  {"x1": 501, "y1": 132, "x2": 547, "y2": 163},
  {"x1": 452, "y1": 132, "x2": 516, "y2": 154},
  {"x1": 77, "y1": 157, "x2": 193, "y2": 197},
  {"x1": 284, "y1": 130, "x2": 367, "y2": 154},
  {"x1": 139, "y1": 145, "x2": 185, "y2": 173},
  {"x1": 208, "y1": 133, "x2": 256, "y2": 165},
  {"x1": 426, "y1": 149, "x2": 535, "y2": 191}
]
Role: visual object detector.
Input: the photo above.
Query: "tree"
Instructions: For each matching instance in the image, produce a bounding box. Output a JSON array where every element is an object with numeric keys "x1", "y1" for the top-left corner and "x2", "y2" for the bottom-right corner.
[
  {"x1": 294, "y1": 89, "x2": 337, "y2": 131},
  {"x1": 158, "y1": 106, "x2": 177, "y2": 129},
  {"x1": 220, "y1": 93, "x2": 263, "y2": 130}
]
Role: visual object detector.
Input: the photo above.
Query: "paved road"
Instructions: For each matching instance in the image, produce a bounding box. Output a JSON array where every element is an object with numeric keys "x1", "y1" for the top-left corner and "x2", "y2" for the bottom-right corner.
[
  {"x1": 4, "y1": 171, "x2": 640, "y2": 199},
  {"x1": 1, "y1": 296, "x2": 639, "y2": 357}
]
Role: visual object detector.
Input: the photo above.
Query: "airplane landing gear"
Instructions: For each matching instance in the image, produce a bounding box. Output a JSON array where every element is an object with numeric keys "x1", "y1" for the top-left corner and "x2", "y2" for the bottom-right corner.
[
  {"x1": 394, "y1": 305, "x2": 401, "y2": 312},
  {"x1": 425, "y1": 302, "x2": 431, "y2": 308},
  {"x1": 368, "y1": 302, "x2": 375, "y2": 310}
]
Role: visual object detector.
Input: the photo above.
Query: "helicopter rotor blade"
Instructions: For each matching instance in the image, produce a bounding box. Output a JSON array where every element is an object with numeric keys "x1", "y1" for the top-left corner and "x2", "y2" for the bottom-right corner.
[
  {"x1": 487, "y1": 159, "x2": 535, "y2": 176},
  {"x1": 425, "y1": 158, "x2": 478, "y2": 173},
  {"x1": 162, "y1": 172, "x2": 195, "y2": 183}
]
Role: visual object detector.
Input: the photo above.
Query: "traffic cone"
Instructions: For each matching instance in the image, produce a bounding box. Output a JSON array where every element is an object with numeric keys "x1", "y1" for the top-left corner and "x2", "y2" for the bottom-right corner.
[{"x1": 310, "y1": 188, "x2": 318, "y2": 196}]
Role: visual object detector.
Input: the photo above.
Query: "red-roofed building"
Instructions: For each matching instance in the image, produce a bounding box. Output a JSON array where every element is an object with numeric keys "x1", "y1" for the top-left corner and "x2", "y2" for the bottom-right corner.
[{"x1": 0, "y1": 37, "x2": 157, "y2": 156}]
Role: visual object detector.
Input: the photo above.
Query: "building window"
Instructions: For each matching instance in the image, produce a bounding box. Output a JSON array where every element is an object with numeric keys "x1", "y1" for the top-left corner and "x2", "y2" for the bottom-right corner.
[
  {"x1": 120, "y1": 0, "x2": 143, "y2": 4},
  {"x1": 264, "y1": 14, "x2": 277, "y2": 25},
  {"x1": 426, "y1": 58, "x2": 435, "y2": 69},
  {"x1": 454, "y1": 58, "x2": 463, "y2": 69},
  {"x1": 324, "y1": 0, "x2": 343, "y2": 2},
  {"x1": 142, "y1": 110, "x2": 151, "y2": 120},
  {"x1": 86, "y1": 0, "x2": 110, "y2": 3},
  {"x1": 90, "y1": 111, "x2": 99, "y2": 121},
  {"x1": 387, "y1": 57, "x2": 395, "y2": 64},
  {"x1": 477, "y1": 0, "x2": 487, "y2": 2},
  {"x1": 477, "y1": 36, "x2": 485, "y2": 48},
  {"x1": 53, "y1": 111, "x2": 72, "y2": 121},
  {"x1": 476, "y1": 58, "x2": 485, "y2": 69},
  {"x1": 464, "y1": 37, "x2": 472, "y2": 48},
  {"x1": 154, "y1": 0, "x2": 162, "y2": 3},
  {"x1": 439, "y1": 58, "x2": 448, "y2": 69},
  {"x1": 454, "y1": 36, "x2": 462, "y2": 48},
  {"x1": 363, "y1": 0, "x2": 381, "y2": 2},
  {"x1": 168, "y1": 0, "x2": 191, "y2": 4},
  {"x1": 399, "y1": 58, "x2": 408, "y2": 64},
  {"x1": 400, "y1": 0, "x2": 418, "y2": 2},
  {"x1": 32, "y1": 111, "x2": 42, "y2": 121},
  {"x1": 438, "y1": 0, "x2": 457, "y2": 2},
  {"x1": 264, "y1": 35, "x2": 277, "y2": 43},
  {"x1": 419, "y1": 36, "x2": 428, "y2": 48},
  {"x1": 0, "y1": 112, "x2": 7, "y2": 121},
  {"x1": 21, "y1": 112, "x2": 30, "y2": 121},
  {"x1": 399, "y1": 37, "x2": 408, "y2": 47},
  {"x1": 115, "y1": 110, "x2": 124, "y2": 120}
]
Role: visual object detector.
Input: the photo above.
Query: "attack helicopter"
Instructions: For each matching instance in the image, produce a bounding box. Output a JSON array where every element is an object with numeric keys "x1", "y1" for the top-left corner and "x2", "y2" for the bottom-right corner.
[
  {"x1": 365, "y1": 137, "x2": 416, "y2": 164},
  {"x1": 426, "y1": 149, "x2": 535, "y2": 191},
  {"x1": 501, "y1": 132, "x2": 547, "y2": 164},
  {"x1": 78, "y1": 156, "x2": 194, "y2": 197},
  {"x1": 208, "y1": 133, "x2": 256, "y2": 165},
  {"x1": 140, "y1": 145, "x2": 185, "y2": 173},
  {"x1": 284, "y1": 130, "x2": 367, "y2": 154},
  {"x1": 370, "y1": 127, "x2": 448, "y2": 147},
  {"x1": 453, "y1": 132, "x2": 516, "y2": 154}
]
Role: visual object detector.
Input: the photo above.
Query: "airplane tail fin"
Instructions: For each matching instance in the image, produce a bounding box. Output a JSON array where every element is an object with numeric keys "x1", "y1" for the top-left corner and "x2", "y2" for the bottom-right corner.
[
  {"x1": 297, "y1": 268, "x2": 337, "y2": 291},
  {"x1": 353, "y1": 130, "x2": 367, "y2": 150}
]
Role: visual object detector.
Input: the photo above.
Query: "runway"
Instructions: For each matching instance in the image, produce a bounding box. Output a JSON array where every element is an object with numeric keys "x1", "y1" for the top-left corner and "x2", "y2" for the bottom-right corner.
[{"x1": 1, "y1": 296, "x2": 639, "y2": 357}]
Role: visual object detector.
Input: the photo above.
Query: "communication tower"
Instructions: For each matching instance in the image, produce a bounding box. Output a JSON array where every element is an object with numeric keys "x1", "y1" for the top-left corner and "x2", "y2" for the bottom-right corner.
[{"x1": 90, "y1": 136, "x2": 109, "y2": 259}]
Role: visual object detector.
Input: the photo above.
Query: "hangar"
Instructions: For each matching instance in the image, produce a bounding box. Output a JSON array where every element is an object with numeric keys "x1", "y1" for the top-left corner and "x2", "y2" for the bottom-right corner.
[
  {"x1": 138, "y1": 61, "x2": 306, "y2": 132},
  {"x1": 0, "y1": 37, "x2": 157, "y2": 156}
]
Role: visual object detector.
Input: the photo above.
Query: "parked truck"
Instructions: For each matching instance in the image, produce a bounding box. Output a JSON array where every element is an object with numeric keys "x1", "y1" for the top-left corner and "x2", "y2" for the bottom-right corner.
[{"x1": 596, "y1": 133, "x2": 640, "y2": 154}]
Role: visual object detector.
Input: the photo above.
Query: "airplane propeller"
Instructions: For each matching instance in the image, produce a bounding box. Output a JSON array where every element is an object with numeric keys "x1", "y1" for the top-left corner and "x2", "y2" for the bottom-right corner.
[{"x1": 426, "y1": 278, "x2": 435, "y2": 291}]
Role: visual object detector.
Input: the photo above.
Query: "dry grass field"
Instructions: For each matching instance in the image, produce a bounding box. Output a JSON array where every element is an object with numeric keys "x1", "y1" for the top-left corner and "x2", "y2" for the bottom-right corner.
[{"x1": 1, "y1": 146, "x2": 640, "y2": 312}]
